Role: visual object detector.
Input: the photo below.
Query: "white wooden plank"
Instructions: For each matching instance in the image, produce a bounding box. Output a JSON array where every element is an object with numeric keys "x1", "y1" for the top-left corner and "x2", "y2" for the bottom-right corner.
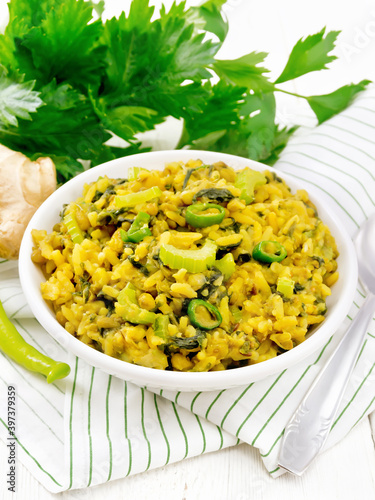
[
  {"x1": 1, "y1": 417, "x2": 374, "y2": 500},
  {"x1": 369, "y1": 412, "x2": 375, "y2": 444}
]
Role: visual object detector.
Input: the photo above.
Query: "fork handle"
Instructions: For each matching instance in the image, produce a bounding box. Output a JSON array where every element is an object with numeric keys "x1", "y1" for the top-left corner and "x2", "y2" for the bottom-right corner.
[{"x1": 278, "y1": 293, "x2": 375, "y2": 475}]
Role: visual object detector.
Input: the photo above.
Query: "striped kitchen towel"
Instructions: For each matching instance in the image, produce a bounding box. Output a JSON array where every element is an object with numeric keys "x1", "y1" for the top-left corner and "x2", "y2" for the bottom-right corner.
[{"x1": 0, "y1": 86, "x2": 375, "y2": 492}]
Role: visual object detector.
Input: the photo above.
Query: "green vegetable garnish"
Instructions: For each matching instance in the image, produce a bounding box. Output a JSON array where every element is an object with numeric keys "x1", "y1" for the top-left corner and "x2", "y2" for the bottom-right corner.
[
  {"x1": 120, "y1": 211, "x2": 152, "y2": 243},
  {"x1": 153, "y1": 314, "x2": 169, "y2": 340},
  {"x1": 185, "y1": 203, "x2": 225, "y2": 228},
  {"x1": 115, "y1": 187, "x2": 162, "y2": 208},
  {"x1": 252, "y1": 240, "x2": 287, "y2": 263},
  {"x1": 64, "y1": 211, "x2": 84, "y2": 244},
  {"x1": 214, "y1": 253, "x2": 235, "y2": 280},
  {"x1": 230, "y1": 306, "x2": 242, "y2": 323},
  {"x1": 159, "y1": 239, "x2": 217, "y2": 273},
  {"x1": 127, "y1": 166, "x2": 148, "y2": 181},
  {"x1": 192, "y1": 188, "x2": 234, "y2": 204},
  {"x1": 116, "y1": 283, "x2": 156, "y2": 325},
  {"x1": 182, "y1": 165, "x2": 209, "y2": 190},
  {"x1": 187, "y1": 299, "x2": 222, "y2": 330},
  {"x1": 0, "y1": 300, "x2": 70, "y2": 383},
  {"x1": 235, "y1": 168, "x2": 267, "y2": 204},
  {"x1": 276, "y1": 277, "x2": 295, "y2": 298},
  {"x1": 154, "y1": 315, "x2": 208, "y2": 352},
  {"x1": 161, "y1": 331, "x2": 207, "y2": 353},
  {"x1": 0, "y1": 1, "x2": 369, "y2": 183}
]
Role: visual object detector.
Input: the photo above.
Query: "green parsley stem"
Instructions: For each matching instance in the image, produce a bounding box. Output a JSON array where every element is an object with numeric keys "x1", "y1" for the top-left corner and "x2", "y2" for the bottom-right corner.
[{"x1": 273, "y1": 87, "x2": 307, "y2": 100}]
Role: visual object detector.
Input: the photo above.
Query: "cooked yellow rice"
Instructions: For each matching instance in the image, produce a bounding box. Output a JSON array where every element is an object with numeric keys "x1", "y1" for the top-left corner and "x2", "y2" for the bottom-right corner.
[{"x1": 31, "y1": 160, "x2": 339, "y2": 372}]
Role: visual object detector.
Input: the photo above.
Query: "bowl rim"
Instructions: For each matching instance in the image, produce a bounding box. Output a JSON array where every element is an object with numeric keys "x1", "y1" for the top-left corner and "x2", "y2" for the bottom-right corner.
[{"x1": 19, "y1": 149, "x2": 358, "y2": 391}]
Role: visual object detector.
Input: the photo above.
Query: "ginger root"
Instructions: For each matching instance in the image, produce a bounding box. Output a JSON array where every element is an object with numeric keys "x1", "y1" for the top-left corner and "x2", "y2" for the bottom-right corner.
[{"x1": 0, "y1": 145, "x2": 56, "y2": 259}]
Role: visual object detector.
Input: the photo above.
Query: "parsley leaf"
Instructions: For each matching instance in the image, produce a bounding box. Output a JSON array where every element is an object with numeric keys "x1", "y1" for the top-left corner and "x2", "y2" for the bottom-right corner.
[
  {"x1": 99, "y1": 0, "x2": 218, "y2": 129},
  {"x1": 210, "y1": 92, "x2": 284, "y2": 163},
  {"x1": 213, "y1": 52, "x2": 274, "y2": 92},
  {"x1": 262, "y1": 125, "x2": 298, "y2": 166},
  {"x1": 22, "y1": 0, "x2": 105, "y2": 90},
  {"x1": 189, "y1": 0, "x2": 229, "y2": 42},
  {"x1": 92, "y1": 95, "x2": 161, "y2": 141},
  {"x1": 203, "y1": 0, "x2": 227, "y2": 7},
  {"x1": 307, "y1": 80, "x2": 371, "y2": 123},
  {"x1": 6, "y1": 0, "x2": 58, "y2": 36},
  {"x1": 0, "y1": 80, "x2": 109, "y2": 173},
  {"x1": 180, "y1": 88, "x2": 293, "y2": 164},
  {"x1": 177, "y1": 80, "x2": 245, "y2": 148},
  {"x1": 275, "y1": 28, "x2": 340, "y2": 83},
  {"x1": 0, "y1": 0, "x2": 370, "y2": 184},
  {"x1": 0, "y1": 0, "x2": 58, "y2": 71},
  {"x1": 30, "y1": 154, "x2": 85, "y2": 185},
  {"x1": 90, "y1": 143, "x2": 151, "y2": 169},
  {"x1": 101, "y1": 0, "x2": 218, "y2": 101},
  {"x1": 239, "y1": 92, "x2": 277, "y2": 160},
  {"x1": 0, "y1": 67, "x2": 43, "y2": 127},
  {"x1": 86, "y1": 0, "x2": 105, "y2": 17}
]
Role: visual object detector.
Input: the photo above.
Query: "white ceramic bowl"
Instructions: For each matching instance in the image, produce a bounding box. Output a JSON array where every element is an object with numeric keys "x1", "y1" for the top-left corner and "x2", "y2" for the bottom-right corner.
[{"x1": 19, "y1": 150, "x2": 358, "y2": 391}]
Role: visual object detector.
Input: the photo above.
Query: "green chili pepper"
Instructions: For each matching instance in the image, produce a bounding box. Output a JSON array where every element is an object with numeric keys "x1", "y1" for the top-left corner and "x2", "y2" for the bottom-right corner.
[
  {"x1": 187, "y1": 299, "x2": 222, "y2": 330},
  {"x1": 185, "y1": 203, "x2": 226, "y2": 228},
  {"x1": 0, "y1": 300, "x2": 70, "y2": 383},
  {"x1": 120, "y1": 211, "x2": 152, "y2": 243},
  {"x1": 252, "y1": 240, "x2": 287, "y2": 263}
]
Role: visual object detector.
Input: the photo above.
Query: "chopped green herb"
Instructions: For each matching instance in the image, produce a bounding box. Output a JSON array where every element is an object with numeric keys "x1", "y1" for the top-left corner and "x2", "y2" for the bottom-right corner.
[
  {"x1": 192, "y1": 188, "x2": 234, "y2": 204},
  {"x1": 161, "y1": 330, "x2": 207, "y2": 354}
]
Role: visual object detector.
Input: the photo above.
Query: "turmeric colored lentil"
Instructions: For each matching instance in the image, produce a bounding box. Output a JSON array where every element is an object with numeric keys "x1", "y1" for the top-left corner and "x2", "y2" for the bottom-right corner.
[{"x1": 31, "y1": 160, "x2": 339, "y2": 372}]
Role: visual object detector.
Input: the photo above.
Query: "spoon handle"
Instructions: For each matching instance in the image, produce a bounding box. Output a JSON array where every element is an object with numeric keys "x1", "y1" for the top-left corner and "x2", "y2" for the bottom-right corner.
[{"x1": 278, "y1": 292, "x2": 375, "y2": 476}]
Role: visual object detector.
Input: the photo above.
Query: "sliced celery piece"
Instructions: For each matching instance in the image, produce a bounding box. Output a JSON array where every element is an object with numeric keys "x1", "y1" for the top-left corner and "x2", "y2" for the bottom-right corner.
[
  {"x1": 230, "y1": 306, "x2": 242, "y2": 323},
  {"x1": 127, "y1": 166, "x2": 148, "y2": 181},
  {"x1": 153, "y1": 314, "x2": 169, "y2": 340},
  {"x1": 235, "y1": 168, "x2": 267, "y2": 204},
  {"x1": 116, "y1": 283, "x2": 156, "y2": 324},
  {"x1": 159, "y1": 239, "x2": 217, "y2": 273},
  {"x1": 63, "y1": 212, "x2": 84, "y2": 244},
  {"x1": 214, "y1": 253, "x2": 235, "y2": 280},
  {"x1": 276, "y1": 277, "x2": 295, "y2": 298},
  {"x1": 114, "y1": 186, "x2": 162, "y2": 208}
]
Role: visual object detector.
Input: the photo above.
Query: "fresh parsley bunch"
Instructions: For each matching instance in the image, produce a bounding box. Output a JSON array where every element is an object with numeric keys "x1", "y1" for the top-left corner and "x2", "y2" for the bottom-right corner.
[{"x1": 0, "y1": 0, "x2": 370, "y2": 183}]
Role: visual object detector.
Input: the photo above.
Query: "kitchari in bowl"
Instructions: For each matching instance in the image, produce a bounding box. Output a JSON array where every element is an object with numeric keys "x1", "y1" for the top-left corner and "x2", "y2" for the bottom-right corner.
[{"x1": 30, "y1": 158, "x2": 339, "y2": 373}]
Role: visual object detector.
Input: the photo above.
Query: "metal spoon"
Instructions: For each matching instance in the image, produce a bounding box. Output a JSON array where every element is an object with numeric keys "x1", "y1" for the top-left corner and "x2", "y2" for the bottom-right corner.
[{"x1": 278, "y1": 213, "x2": 375, "y2": 476}]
